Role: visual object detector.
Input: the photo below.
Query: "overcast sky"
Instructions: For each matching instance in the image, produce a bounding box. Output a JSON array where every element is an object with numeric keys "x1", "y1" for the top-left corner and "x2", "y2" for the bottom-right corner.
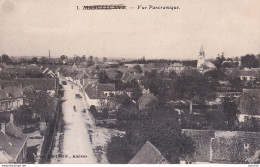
[{"x1": 0, "y1": 0, "x2": 259, "y2": 59}]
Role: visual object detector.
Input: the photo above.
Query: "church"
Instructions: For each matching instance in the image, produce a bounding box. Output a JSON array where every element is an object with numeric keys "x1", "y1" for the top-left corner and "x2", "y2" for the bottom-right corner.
[{"x1": 197, "y1": 46, "x2": 216, "y2": 70}]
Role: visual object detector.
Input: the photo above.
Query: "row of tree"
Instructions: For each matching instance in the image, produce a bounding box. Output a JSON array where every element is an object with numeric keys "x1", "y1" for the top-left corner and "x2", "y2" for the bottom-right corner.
[
  {"x1": 212, "y1": 53, "x2": 260, "y2": 69},
  {"x1": 0, "y1": 54, "x2": 108, "y2": 66}
]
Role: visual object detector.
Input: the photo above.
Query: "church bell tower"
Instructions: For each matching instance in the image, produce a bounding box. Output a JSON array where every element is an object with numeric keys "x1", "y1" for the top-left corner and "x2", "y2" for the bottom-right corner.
[{"x1": 197, "y1": 45, "x2": 205, "y2": 68}]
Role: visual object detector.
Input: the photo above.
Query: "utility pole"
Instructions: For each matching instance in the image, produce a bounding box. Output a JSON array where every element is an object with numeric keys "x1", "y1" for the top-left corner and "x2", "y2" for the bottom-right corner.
[{"x1": 49, "y1": 50, "x2": 50, "y2": 58}]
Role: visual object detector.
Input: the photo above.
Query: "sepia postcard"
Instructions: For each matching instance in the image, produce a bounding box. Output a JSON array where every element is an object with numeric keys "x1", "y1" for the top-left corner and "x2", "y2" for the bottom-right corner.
[{"x1": 0, "y1": 0, "x2": 260, "y2": 165}]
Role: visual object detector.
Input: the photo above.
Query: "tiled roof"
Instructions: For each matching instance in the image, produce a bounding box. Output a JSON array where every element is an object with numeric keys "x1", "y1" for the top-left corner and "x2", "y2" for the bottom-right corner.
[
  {"x1": 84, "y1": 84, "x2": 106, "y2": 99},
  {"x1": 4, "y1": 66, "x2": 41, "y2": 75},
  {"x1": 0, "y1": 86, "x2": 24, "y2": 100},
  {"x1": 121, "y1": 72, "x2": 135, "y2": 83},
  {"x1": 14, "y1": 78, "x2": 58, "y2": 91},
  {"x1": 121, "y1": 72, "x2": 143, "y2": 83},
  {"x1": 181, "y1": 129, "x2": 215, "y2": 162},
  {"x1": 0, "y1": 80, "x2": 21, "y2": 89},
  {"x1": 239, "y1": 89, "x2": 260, "y2": 115},
  {"x1": 211, "y1": 132, "x2": 260, "y2": 163},
  {"x1": 2, "y1": 86, "x2": 24, "y2": 98},
  {"x1": 97, "y1": 84, "x2": 115, "y2": 92},
  {"x1": 129, "y1": 141, "x2": 169, "y2": 164},
  {"x1": 239, "y1": 70, "x2": 259, "y2": 77},
  {"x1": 0, "y1": 123, "x2": 28, "y2": 162}
]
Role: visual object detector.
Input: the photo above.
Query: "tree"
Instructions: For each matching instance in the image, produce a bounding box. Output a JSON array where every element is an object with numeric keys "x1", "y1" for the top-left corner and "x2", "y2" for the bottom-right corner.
[
  {"x1": 30, "y1": 57, "x2": 38, "y2": 64},
  {"x1": 229, "y1": 77, "x2": 243, "y2": 91},
  {"x1": 213, "y1": 54, "x2": 225, "y2": 69},
  {"x1": 87, "y1": 55, "x2": 94, "y2": 67},
  {"x1": 103, "y1": 57, "x2": 107, "y2": 62},
  {"x1": 204, "y1": 69, "x2": 227, "y2": 81},
  {"x1": 141, "y1": 70, "x2": 177, "y2": 103},
  {"x1": 223, "y1": 97, "x2": 238, "y2": 127},
  {"x1": 73, "y1": 55, "x2": 81, "y2": 65},
  {"x1": 168, "y1": 70, "x2": 177, "y2": 80},
  {"x1": 133, "y1": 65, "x2": 143, "y2": 73},
  {"x1": 176, "y1": 68, "x2": 216, "y2": 113},
  {"x1": 107, "y1": 136, "x2": 136, "y2": 164},
  {"x1": 82, "y1": 55, "x2": 86, "y2": 62},
  {"x1": 98, "y1": 70, "x2": 110, "y2": 84},
  {"x1": 130, "y1": 80, "x2": 142, "y2": 102},
  {"x1": 107, "y1": 107, "x2": 195, "y2": 163},
  {"x1": 1, "y1": 54, "x2": 12, "y2": 64},
  {"x1": 24, "y1": 90, "x2": 57, "y2": 123},
  {"x1": 20, "y1": 58, "x2": 29, "y2": 64},
  {"x1": 241, "y1": 54, "x2": 258, "y2": 69},
  {"x1": 14, "y1": 106, "x2": 35, "y2": 128},
  {"x1": 60, "y1": 55, "x2": 67, "y2": 61},
  {"x1": 39, "y1": 56, "x2": 52, "y2": 64},
  {"x1": 115, "y1": 94, "x2": 132, "y2": 107}
]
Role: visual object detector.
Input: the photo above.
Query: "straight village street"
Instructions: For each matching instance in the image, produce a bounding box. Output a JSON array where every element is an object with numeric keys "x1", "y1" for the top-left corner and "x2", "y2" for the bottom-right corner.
[
  {"x1": 51, "y1": 79, "x2": 122, "y2": 164},
  {"x1": 51, "y1": 80, "x2": 97, "y2": 163}
]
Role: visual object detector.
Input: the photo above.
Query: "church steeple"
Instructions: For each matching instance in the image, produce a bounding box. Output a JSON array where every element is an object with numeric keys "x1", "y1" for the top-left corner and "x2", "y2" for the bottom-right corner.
[
  {"x1": 199, "y1": 45, "x2": 205, "y2": 56},
  {"x1": 197, "y1": 45, "x2": 205, "y2": 68}
]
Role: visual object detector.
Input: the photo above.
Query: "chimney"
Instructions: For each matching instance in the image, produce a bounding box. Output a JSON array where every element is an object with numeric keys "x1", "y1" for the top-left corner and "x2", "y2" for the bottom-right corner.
[
  {"x1": 1, "y1": 122, "x2": 5, "y2": 134},
  {"x1": 10, "y1": 114, "x2": 14, "y2": 124}
]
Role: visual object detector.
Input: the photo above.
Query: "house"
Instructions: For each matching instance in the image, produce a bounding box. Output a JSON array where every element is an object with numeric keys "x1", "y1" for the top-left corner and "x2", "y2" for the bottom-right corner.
[
  {"x1": 211, "y1": 131, "x2": 260, "y2": 164},
  {"x1": 0, "y1": 86, "x2": 24, "y2": 112},
  {"x1": 4, "y1": 65, "x2": 42, "y2": 78},
  {"x1": 137, "y1": 92, "x2": 157, "y2": 110},
  {"x1": 238, "y1": 69, "x2": 259, "y2": 81},
  {"x1": 121, "y1": 72, "x2": 143, "y2": 84},
  {"x1": 83, "y1": 78, "x2": 99, "y2": 87},
  {"x1": 180, "y1": 129, "x2": 260, "y2": 164},
  {"x1": 105, "y1": 61, "x2": 119, "y2": 68},
  {"x1": 84, "y1": 83, "x2": 116, "y2": 107},
  {"x1": 75, "y1": 72, "x2": 89, "y2": 88},
  {"x1": 180, "y1": 129, "x2": 215, "y2": 164},
  {"x1": 121, "y1": 72, "x2": 135, "y2": 83},
  {"x1": 97, "y1": 84, "x2": 116, "y2": 97},
  {"x1": 238, "y1": 89, "x2": 260, "y2": 122},
  {"x1": 14, "y1": 78, "x2": 59, "y2": 95},
  {"x1": 222, "y1": 60, "x2": 240, "y2": 68},
  {"x1": 167, "y1": 62, "x2": 185, "y2": 73},
  {"x1": 128, "y1": 141, "x2": 169, "y2": 164},
  {"x1": 0, "y1": 114, "x2": 28, "y2": 163},
  {"x1": 42, "y1": 67, "x2": 55, "y2": 78},
  {"x1": 84, "y1": 84, "x2": 107, "y2": 108}
]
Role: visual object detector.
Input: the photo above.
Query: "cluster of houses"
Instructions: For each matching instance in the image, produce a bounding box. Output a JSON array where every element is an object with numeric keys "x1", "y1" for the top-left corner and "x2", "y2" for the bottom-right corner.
[
  {"x1": 128, "y1": 129, "x2": 260, "y2": 164},
  {"x1": 180, "y1": 129, "x2": 260, "y2": 164},
  {"x1": 0, "y1": 63, "x2": 59, "y2": 163},
  {"x1": 126, "y1": 47, "x2": 260, "y2": 164},
  {"x1": 57, "y1": 46, "x2": 260, "y2": 126},
  {"x1": 1, "y1": 45, "x2": 259, "y2": 164}
]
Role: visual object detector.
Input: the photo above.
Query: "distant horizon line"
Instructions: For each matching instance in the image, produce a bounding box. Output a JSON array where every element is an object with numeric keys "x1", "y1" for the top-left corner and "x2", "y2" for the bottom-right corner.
[{"x1": 4, "y1": 53, "x2": 249, "y2": 61}]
